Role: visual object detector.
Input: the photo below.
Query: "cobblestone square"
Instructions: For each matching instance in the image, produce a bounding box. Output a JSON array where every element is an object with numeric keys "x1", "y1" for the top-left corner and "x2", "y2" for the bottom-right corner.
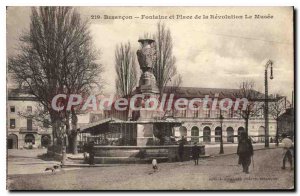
[{"x1": 7, "y1": 147, "x2": 294, "y2": 190}]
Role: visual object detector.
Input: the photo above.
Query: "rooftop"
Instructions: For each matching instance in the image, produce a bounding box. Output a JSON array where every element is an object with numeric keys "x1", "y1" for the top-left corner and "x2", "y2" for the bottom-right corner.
[
  {"x1": 7, "y1": 88, "x2": 37, "y2": 101},
  {"x1": 163, "y1": 86, "x2": 265, "y2": 99}
]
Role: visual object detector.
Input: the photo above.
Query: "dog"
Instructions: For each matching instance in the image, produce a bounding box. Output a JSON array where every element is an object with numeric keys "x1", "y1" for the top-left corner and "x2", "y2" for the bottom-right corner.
[
  {"x1": 44, "y1": 164, "x2": 61, "y2": 173},
  {"x1": 152, "y1": 159, "x2": 158, "y2": 172}
]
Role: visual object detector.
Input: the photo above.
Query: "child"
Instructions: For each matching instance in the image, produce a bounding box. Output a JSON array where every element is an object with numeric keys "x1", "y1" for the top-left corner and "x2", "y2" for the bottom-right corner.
[
  {"x1": 152, "y1": 159, "x2": 158, "y2": 172},
  {"x1": 191, "y1": 142, "x2": 200, "y2": 165}
]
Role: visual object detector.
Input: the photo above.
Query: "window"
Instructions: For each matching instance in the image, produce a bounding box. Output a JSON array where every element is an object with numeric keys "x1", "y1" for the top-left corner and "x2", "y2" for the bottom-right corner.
[
  {"x1": 203, "y1": 127, "x2": 211, "y2": 142},
  {"x1": 43, "y1": 120, "x2": 50, "y2": 128},
  {"x1": 180, "y1": 110, "x2": 187, "y2": 117},
  {"x1": 27, "y1": 106, "x2": 32, "y2": 113},
  {"x1": 27, "y1": 118, "x2": 33, "y2": 130},
  {"x1": 229, "y1": 109, "x2": 233, "y2": 118},
  {"x1": 205, "y1": 109, "x2": 210, "y2": 118},
  {"x1": 25, "y1": 134, "x2": 35, "y2": 144},
  {"x1": 192, "y1": 104, "x2": 199, "y2": 118},
  {"x1": 10, "y1": 106, "x2": 15, "y2": 113},
  {"x1": 216, "y1": 110, "x2": 220, "y2": 118},
  {"x1": 226, "y1": 127, "x2": 234, "y2": 143},
  {"x1": 10, "y1": 119, "x2": 16, "y2": 129},
  {"x1": 215, "y1": 127, "x2": 222, "y2": 142},
  {"x1": 191, "y1": 127, "x2": 199, "y2": 143},
  {"x1": 193, "y1": 110, "x2": 199, "y2": 118}
]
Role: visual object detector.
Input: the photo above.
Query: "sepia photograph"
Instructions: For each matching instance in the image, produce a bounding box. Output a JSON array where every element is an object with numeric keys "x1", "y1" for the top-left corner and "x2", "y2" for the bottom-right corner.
[{"x1": 6, "y1": 6, "x2": 294, "y2": 190}]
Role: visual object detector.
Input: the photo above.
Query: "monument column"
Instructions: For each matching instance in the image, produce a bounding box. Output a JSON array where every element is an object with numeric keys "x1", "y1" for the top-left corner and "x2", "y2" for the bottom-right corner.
[{"x1": 134, "y1": 38, "x2": 160, "y2": 146}]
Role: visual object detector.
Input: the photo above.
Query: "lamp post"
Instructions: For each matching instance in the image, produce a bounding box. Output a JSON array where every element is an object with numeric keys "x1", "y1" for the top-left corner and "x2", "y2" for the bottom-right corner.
[
  {"x1": 264, "y1": 60, "x2": 274, "y2": 148},
  {"x1": 219, "y1": 110, "x2": 224, "y2": 154}
]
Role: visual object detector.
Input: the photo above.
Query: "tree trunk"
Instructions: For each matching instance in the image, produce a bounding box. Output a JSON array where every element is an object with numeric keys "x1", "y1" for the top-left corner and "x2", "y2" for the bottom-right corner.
[
  {"x1": 245, "y1": 118, "x2": 249, "y2": 137},
  {"x1": 51, "y1": 124, "x2": 56, "y2": 147},
  {"x1": 71, "y1": 131, "x2": 78, "y2": 154},
  {"x1": 50, "y1": 115, "x2": 63, "y2": 147},
  {"x1": 50, "y1": 115, "x2": 57, "y2": 146},
  {"x1": 69, "y1": 109, "x2": 78, "y2": 154},
  {"x1": 65, "y1": 112, "x2": 72, "y2": 153},
  {"x1": 67, "y1": 136, "x2": 73, "y2": 153},
  {"x1": 68, "y1": 131, "x2": 78, "y2": 154}
]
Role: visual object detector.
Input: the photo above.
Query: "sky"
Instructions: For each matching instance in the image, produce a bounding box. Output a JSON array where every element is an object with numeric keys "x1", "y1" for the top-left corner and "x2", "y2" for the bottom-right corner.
[{"x1": 6, "y1": 7, "x2": 294, "y2": 101}]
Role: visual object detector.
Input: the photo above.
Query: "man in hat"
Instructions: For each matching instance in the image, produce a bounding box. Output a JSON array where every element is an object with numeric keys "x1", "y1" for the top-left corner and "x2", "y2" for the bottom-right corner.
[
  {"x1": 281, "y1": 133, "x2": 293, "y2": 170},
  {"x1": 191, "y1": 142, "x2": 200, "y2": 165},
  {"x1": 237, "y1": 132, "x2": 253, "y2": 174}
]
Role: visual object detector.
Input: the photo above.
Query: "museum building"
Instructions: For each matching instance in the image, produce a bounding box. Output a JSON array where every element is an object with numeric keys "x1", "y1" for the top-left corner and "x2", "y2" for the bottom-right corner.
[{"x1": 93, "y1": 86, "x2": 279, "y2": 145}]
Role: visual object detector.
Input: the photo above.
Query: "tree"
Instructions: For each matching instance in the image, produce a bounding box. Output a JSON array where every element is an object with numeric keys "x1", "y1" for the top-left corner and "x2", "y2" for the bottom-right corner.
[
  {"x1": 8, "y1": 7, "x2": 103, "y2": 154},
  {"x1": 153, "y1": 22, "x2": 179, "y2": 95},
  {"x1": 115, "y1": 42, "x2": 138, "y2": 98},
  {"x1": 233, "y1": 81, "x2": 263, "y2": 136},
  {"x1": 269, "y1": 95, "x2": 287, "y2": 146}
]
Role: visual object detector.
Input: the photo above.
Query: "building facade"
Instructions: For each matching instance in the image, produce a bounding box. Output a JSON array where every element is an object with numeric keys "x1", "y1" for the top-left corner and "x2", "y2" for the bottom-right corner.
[
  {"x1": 167, "y1": 87, "x2": 277, "y2": 144},
  {"x1": 7, "y1": 89, "x2": 52, "y2": 149},
  {"x1": 102, "y1": 86, "x2": 279, "y2": 144},
  {"x1": 278, "y1": 107, "x2": 294, "y2": 140}
]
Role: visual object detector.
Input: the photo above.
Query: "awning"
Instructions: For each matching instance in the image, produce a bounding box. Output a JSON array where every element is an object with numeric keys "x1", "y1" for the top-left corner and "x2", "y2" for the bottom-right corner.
[
  {"x1": 79, "y1": 118, "x2": 183, "y2": 134},
  {"x1": 79, "y1": 117, "x2": 122, "y2": 133}
]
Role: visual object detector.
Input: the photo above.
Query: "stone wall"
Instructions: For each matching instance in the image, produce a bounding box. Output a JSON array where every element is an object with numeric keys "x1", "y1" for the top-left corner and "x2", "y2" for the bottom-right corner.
[{"x1": 90, "y1": 145, "x2": 205, "y2": 164}]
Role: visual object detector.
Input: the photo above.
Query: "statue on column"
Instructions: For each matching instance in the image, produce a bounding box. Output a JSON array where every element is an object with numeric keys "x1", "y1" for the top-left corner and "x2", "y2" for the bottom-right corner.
[
  {"x1": 131, "y1": 39, "x2": 160, "y2": 121},
  {"x1": 136, "y1": 39, "x2": 159, "y2": 94}
]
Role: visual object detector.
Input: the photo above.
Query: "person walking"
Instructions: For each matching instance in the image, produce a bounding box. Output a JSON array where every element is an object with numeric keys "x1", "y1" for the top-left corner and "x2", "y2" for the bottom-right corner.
[
  {"x1": 83, "y1": 142, "x2": 89, "y2": 163},
  {"x1": 88, "y1": 141, "x2": 95, "y2": 165},
  {"x1": 191, "y1": 142, "x2": 200, "y2": 165},
  {"x1": 281, "y1": 133, "x2": 293, "y2": 170},
  {"x1": 178, "y1": 137, "x2": 185, "y2": 162},
  {"x1": 237, "y1": 132, "x2": 253, "y2": 174}
]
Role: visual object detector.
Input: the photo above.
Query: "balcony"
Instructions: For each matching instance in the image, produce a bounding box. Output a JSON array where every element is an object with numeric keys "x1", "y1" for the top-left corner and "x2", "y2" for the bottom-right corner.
[{"x1": 19, "y1": 127, "x2": 38, "y2": 133}]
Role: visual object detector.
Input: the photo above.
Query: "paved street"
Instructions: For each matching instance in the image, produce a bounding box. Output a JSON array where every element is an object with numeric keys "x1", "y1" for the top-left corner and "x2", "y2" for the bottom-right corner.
[
  {"x1": 7, "y1": 146, "x2": 294, "y2": 190},
  {"x1": 7, "y1": 149, "x2": 60, "y2": 175}
]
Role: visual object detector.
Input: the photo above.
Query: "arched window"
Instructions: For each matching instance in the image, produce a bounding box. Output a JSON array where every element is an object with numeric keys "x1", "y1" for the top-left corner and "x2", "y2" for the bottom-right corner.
[
  {"x1": 7, "y1": 134, "x2": 18, "y2": 149},
  {"x1": 215, "y1": 127, "x2": 222, "y2": 142},
  {"x1": 238, "y1": 127, "x2": 245, "y2": 141},
  {"x1": 258, "y1": 126, "x2": 265, "y2": 143},
  {"x1": 226, "y1": 127, "x2": 234, "y2": 143},
  {"x1": 191, "y1": 126, "x2": 199, "y2": 143},
  {"x1": 25, "y1": 134, "x2": 35, "y2": 144},
  {"x1": 203, "y1": 126, "x2": 211, "y2": 142}
]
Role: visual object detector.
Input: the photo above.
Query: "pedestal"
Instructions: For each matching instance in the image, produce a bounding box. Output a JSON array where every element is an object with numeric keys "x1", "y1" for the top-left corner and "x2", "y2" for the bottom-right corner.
[{"x1": 138, "y1": 72, "x2": 159, "y2": 94}]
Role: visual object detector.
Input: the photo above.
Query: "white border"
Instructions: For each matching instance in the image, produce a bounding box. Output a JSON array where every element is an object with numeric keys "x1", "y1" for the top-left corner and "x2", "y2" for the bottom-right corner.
[{"x1": 1, "y1": 0, "x2": 298, "y2": 195}]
